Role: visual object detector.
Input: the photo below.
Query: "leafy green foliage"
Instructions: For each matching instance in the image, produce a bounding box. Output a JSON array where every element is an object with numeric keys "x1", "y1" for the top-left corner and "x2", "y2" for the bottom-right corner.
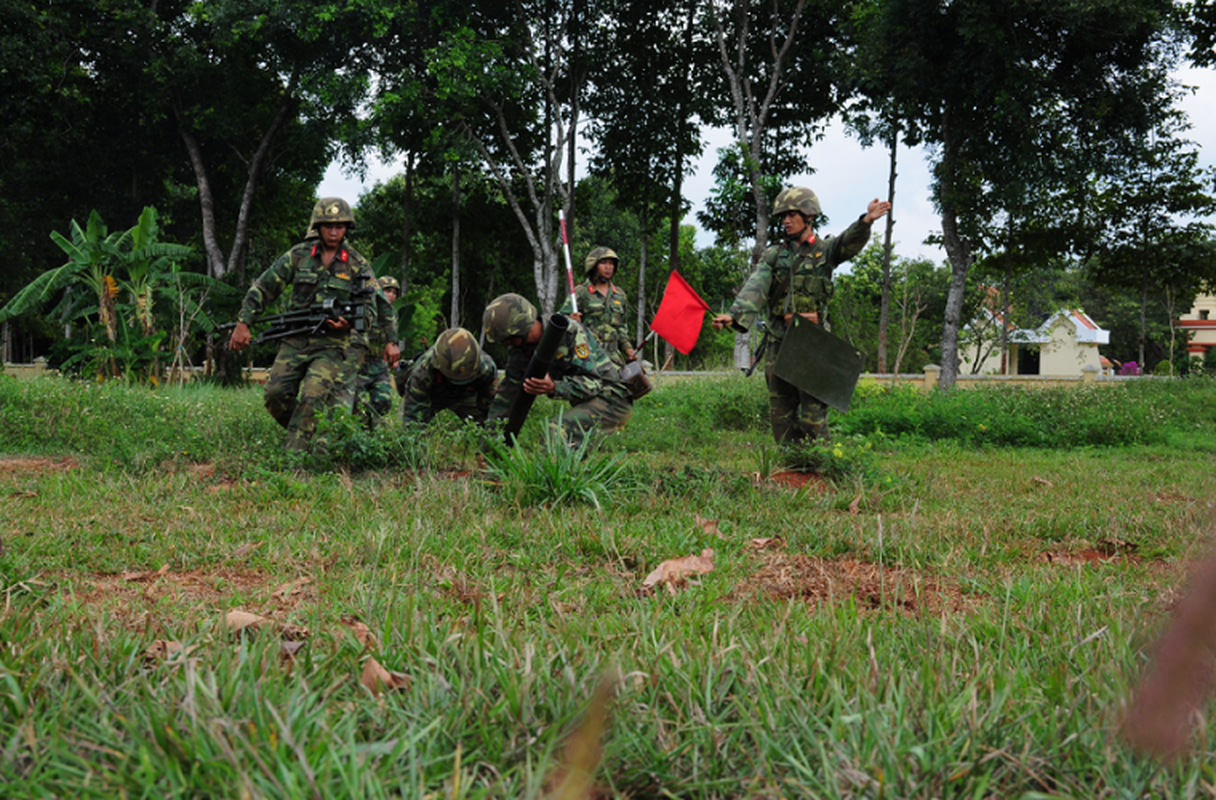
[
  {"x1": 780, "y1": 435, "x2": 883, "y2": 486},
  {"x1": 841, "y1": 380, "x2": 1178, "y2": 448},
  {"x1": 309, "y1": 409, "x2": 431, "y2": 473}
]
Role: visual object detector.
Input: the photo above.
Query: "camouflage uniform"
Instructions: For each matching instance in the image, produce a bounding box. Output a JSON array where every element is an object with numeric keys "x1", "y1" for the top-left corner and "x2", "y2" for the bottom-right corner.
[
  {"x1": 237, "y1": 198, "x2": 395, "y2": 451},
  {"x1": 559, "y1": 247, "x2": 632, "y2": 366},
  {"x1": 354, "y1": 276, "x2": 401, "y2": 422},
  {"x1": 400, "y1": 329, "x2": 499, "y2": 425},
  {"x1": 484, "y1": 293, "x2": 632, "y2": 448},
  {"x1": 728, "y1": 188, "x2": 873, "y2": 444}
]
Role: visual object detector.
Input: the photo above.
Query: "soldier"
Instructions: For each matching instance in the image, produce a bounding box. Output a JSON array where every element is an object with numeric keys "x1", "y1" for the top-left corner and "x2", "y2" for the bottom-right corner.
[
  {"x1": 228, "y1": 197, "x2": 399, "y2": 451},
  {"x1": 483, "y1": 293, "x2": 632, "y2": 448},
  {"x1": 559, "y1": 246, "x2": 636, "y2": 367},
  {"x1": 399, "y1": 327, "x2": 500, "y2": 426},
  {"x1": 712, "y1": 187, "x2": 890, "y2": 445},
  {"x1": 354, "y1": 275, "x2": 401, "y2": 423}
]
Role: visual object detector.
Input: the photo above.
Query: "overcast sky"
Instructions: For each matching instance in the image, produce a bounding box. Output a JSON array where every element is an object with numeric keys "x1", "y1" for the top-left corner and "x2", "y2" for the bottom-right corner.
[{"x1": 319, "y1": 66, "x2": 1216, "y2": 267}]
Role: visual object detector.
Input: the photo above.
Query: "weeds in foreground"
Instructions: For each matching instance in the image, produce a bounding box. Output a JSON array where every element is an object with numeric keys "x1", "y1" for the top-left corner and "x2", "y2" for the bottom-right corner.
[
  {"x1": 779, "y1": 435, "x2": 883, "y2": 486},
  {"x1": 482, "y1": 416, "x2": 638, "y2": 509}
]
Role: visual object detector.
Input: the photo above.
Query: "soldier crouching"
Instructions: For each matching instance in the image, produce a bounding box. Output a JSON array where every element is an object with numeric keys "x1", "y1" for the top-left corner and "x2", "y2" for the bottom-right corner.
[{"x1": 482, "y1": 293, "x2": 632, "y2": 449}]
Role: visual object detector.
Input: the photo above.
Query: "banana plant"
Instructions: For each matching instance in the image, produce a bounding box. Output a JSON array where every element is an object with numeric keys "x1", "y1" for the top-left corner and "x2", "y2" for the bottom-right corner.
[{"x1": 0, "y1": 210, "x2": 132, "y2": 342}]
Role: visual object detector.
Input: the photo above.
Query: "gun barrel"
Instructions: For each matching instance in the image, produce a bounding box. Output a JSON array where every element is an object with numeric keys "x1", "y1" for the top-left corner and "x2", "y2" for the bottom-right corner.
[{"x1": 503, "y1": 313, "x2": 569, "y2": 443}]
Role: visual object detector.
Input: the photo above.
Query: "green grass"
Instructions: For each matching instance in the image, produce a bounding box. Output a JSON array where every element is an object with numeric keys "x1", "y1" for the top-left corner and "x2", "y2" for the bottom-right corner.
[{"x1": 2, "y1": 372, "x2": 1216, "y2": 797}]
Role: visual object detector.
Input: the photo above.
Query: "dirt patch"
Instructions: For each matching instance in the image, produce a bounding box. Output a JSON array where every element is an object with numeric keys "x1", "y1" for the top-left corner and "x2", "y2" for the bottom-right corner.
[
  {"x1": 1040, "y1": 549, "x2": 1141, "y2": 567},
  {"x1": 55, "y1": 568, "x2": 316, "y2": 626},
  {"x1": 0, "y1": 456, "x2": 79, "y2": 476},
  {"x1": 740, "y1": 553, "x2": 975, "y2": 615},
  {"x1": 765, "y1": 470, "x2": 832, "y2": 493}
]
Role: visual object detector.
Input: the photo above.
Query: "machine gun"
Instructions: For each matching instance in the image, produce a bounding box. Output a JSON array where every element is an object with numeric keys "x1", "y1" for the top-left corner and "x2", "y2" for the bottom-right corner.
[{"x1": 220, "y1": 270, "x2": 378, "y2": 346}]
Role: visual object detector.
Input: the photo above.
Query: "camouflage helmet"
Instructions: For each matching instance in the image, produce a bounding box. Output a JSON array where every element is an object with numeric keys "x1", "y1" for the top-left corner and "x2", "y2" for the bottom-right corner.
[
  {"x1": 583, "y1": 246, "x2": 620, "y2": 279},
  {"x1": 378, "y1": 276, "x2": 401, "y2": 294},
  {"x1": 434, "y1": 327, "x2": 482, "y2": 383},
  {"x1": 304, "y1": 226, "x2": 320, "y2": 241},
  {"x1": 308, "y1": 197, "x2": 356, "y2": 232},
  {"x1": 483, "y1": 293, "x2": 538, "y2": 344},
  {"x1": 772, "y1": 187, "x2": 821, "y2": 219}
]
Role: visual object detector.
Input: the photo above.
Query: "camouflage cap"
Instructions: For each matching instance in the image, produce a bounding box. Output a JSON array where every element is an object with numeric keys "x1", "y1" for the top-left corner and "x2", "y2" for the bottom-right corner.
[
  {"x1": 378, "y1": 276, "x2": 401, "y2": 293},
  {"x1": 583, "y1": 246, "x2": 620, "y2": 278},
  {"x1": 483, "y1": 293, "x2": 538, "y2": 344},
  {"x1": 773, "y1": 187, "x2": 821, "y2": 219},
  {"x1": 308, "y1": 197, "x2": 356, "y2": 232},
  {"x1": 434, "y1": 327, "x2": 482, "y2": 383}
]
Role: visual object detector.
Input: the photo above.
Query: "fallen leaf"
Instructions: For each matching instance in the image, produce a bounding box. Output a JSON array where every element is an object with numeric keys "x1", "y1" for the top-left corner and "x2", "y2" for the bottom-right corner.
[
  {"x1": 280, "y1": 640, "x2": 307, "y2": 661},
  {"x1": 694, "y1": 514, "x2": 723, "y2": 539},
  {"x1": 340, "y1": 617, "x2": 378, "y2": 650},
  {"x1": 280, "y1": 622, "x2": 310, "y2": 641},
  {"x1": 230, "y1": 541, "x2": 265, "y2": 559},
  {"x1": 1032, "y1": 475, "x2": 1054, "y2": 488},
  {"x1": 225, "y1": 609, "x2": 270, "y2": 634},
  {"x1": 271, "y1": 576, "x2": 312, "y2": 603},
  {"x1": 641, "y1": 548, "x2": 715, "y2": 594},
  {"x1": 746, "y1": 537, "x2": 784, "y2": 551},
  {"x1": 361, "y1": 657, "x2": 411, "y2": 696},
  {"x1": 848, "y1": 493, "x2": 862, "y2": 515},
  {"x1": 121, "y1": 564, "x2": 171, "y2": 583},
  {"x1": 9, "y1": 490, "x2": 38, "y2": 499},
  {"x1": 144, "y1": 640, "x2": 194, "y2": 663}
]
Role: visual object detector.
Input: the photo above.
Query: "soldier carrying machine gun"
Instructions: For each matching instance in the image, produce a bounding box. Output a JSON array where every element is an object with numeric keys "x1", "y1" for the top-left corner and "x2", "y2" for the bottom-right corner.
[{"x1": 219, "y1": 277, "x2": 376, "y2": 346}]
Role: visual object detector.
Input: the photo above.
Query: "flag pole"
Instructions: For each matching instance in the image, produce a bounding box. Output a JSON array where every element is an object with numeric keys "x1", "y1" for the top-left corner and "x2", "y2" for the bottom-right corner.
[{"x1": 558, "y1": 209, "x2": 577, "y2": 314}]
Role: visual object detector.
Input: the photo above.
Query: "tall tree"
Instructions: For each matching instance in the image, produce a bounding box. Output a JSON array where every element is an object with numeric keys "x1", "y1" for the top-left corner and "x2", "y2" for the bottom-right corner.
[
  {"x1": 584, "y1": 0, "x2": 713, "y2": 341},
  {"x1": 160, "y1": 0, "x2": 386, "y2": 280},
  {"x1": 425, "y1": 3, "x2": 585, "y2": 313},
  {"x1": 862, "y1": 0, "x2": 1176, "y2": 388},
  {"x1": 1085, "y1": 102, "x2": 1216, "y2": 367}
]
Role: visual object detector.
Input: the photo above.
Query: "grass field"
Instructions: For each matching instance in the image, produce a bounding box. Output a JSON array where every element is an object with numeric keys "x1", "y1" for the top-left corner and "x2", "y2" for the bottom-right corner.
[{"x1": 2, "y1": 372, "x2": 1216, "y2": 798}]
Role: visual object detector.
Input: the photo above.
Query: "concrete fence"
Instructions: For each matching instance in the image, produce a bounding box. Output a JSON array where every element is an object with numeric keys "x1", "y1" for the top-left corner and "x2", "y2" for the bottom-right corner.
[
  {"x1": 3, "y1": 359, "x2": 1152, "y2": 389},
  {"x1": 2, "y1": 358, "x2": 273, "y2": 384}
]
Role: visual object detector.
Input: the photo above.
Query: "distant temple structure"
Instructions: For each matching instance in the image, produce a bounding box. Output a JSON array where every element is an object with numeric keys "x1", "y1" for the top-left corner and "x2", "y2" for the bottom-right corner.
[{"x1": 1176, "y1": 293, "x2": 1216, "y2": 361}]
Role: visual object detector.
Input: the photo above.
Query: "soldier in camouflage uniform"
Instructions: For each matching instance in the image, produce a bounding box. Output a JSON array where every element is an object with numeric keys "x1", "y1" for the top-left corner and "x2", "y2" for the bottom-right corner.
[
  {"x1": 353, "y1": 275, "x2": 401, "y2": 423},
  {"x1": 558, "y1": 246, "x2": 636, "y2": 367},
  {"x1": 399, "y1": 327, "x2": 499, "y2": 425},
  {"x1": 712, "y1": 187, "x2": 890, "y2": 445},
  {"x1": 483, "y1": 293, "x2": 632, "y2": 448},
  {"x1": 229, "y1": 198, "x2": 399, "y2": 451}
]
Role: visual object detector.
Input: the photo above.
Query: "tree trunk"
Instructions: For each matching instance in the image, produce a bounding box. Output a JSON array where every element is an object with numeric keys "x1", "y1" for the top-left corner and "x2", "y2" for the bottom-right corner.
[
  {"x1": 227, "y1": 81, "x2": 296, "y2": 280},
  {"x1": 1139, "y1": 268, "x2": 1149, "y2": 369},
  {"x1": 936, "y1": 120, "x2": 972, "y2": 390},
  {"x1": 177, "y1": 120, "x2": 226, "y2": 280},
  {"x1": 637, "y1": 204, "x2": 649, "y2": 345},
  {"x1": 1001, "y1": 247, "x2": 1012, "y2": 375},
  {"x1": 451, "y1": 163, "x2": 462, "y2": 328},
  {"x1": 938, "y1": 203, "x2": 971, "y2": 389},
  {"x1": 878, "y1": 129, "x2": 898, "y2": 373},
  {"x1": 174, "y1": 79, "x2": 296, "y2": 283},
  {"x1": 400, "y1": 151, "x2": 414, "y2": 290}
]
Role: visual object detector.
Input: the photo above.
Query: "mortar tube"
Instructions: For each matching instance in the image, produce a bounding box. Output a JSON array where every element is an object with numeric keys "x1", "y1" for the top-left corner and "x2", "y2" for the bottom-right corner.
[{"x1": 503, "y1": 313, "x2": 570, "y2": 444}]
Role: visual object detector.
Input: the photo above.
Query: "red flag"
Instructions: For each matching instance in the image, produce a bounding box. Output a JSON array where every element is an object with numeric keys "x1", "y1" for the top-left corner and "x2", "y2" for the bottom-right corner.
[{"x1": 650, "y1": 270, "x2": 710, "y2": 355}]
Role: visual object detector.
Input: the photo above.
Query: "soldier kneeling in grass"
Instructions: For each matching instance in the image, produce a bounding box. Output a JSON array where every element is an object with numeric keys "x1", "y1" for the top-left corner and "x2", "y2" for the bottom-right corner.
[{"x1": 482, "y1": 293, "x2": 632, "y2": 449}]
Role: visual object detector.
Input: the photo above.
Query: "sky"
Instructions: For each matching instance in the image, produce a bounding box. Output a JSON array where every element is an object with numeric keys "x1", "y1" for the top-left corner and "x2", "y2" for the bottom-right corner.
[{"x1": 318, "y1": 67, "x2": 1216, "y2": 267}]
